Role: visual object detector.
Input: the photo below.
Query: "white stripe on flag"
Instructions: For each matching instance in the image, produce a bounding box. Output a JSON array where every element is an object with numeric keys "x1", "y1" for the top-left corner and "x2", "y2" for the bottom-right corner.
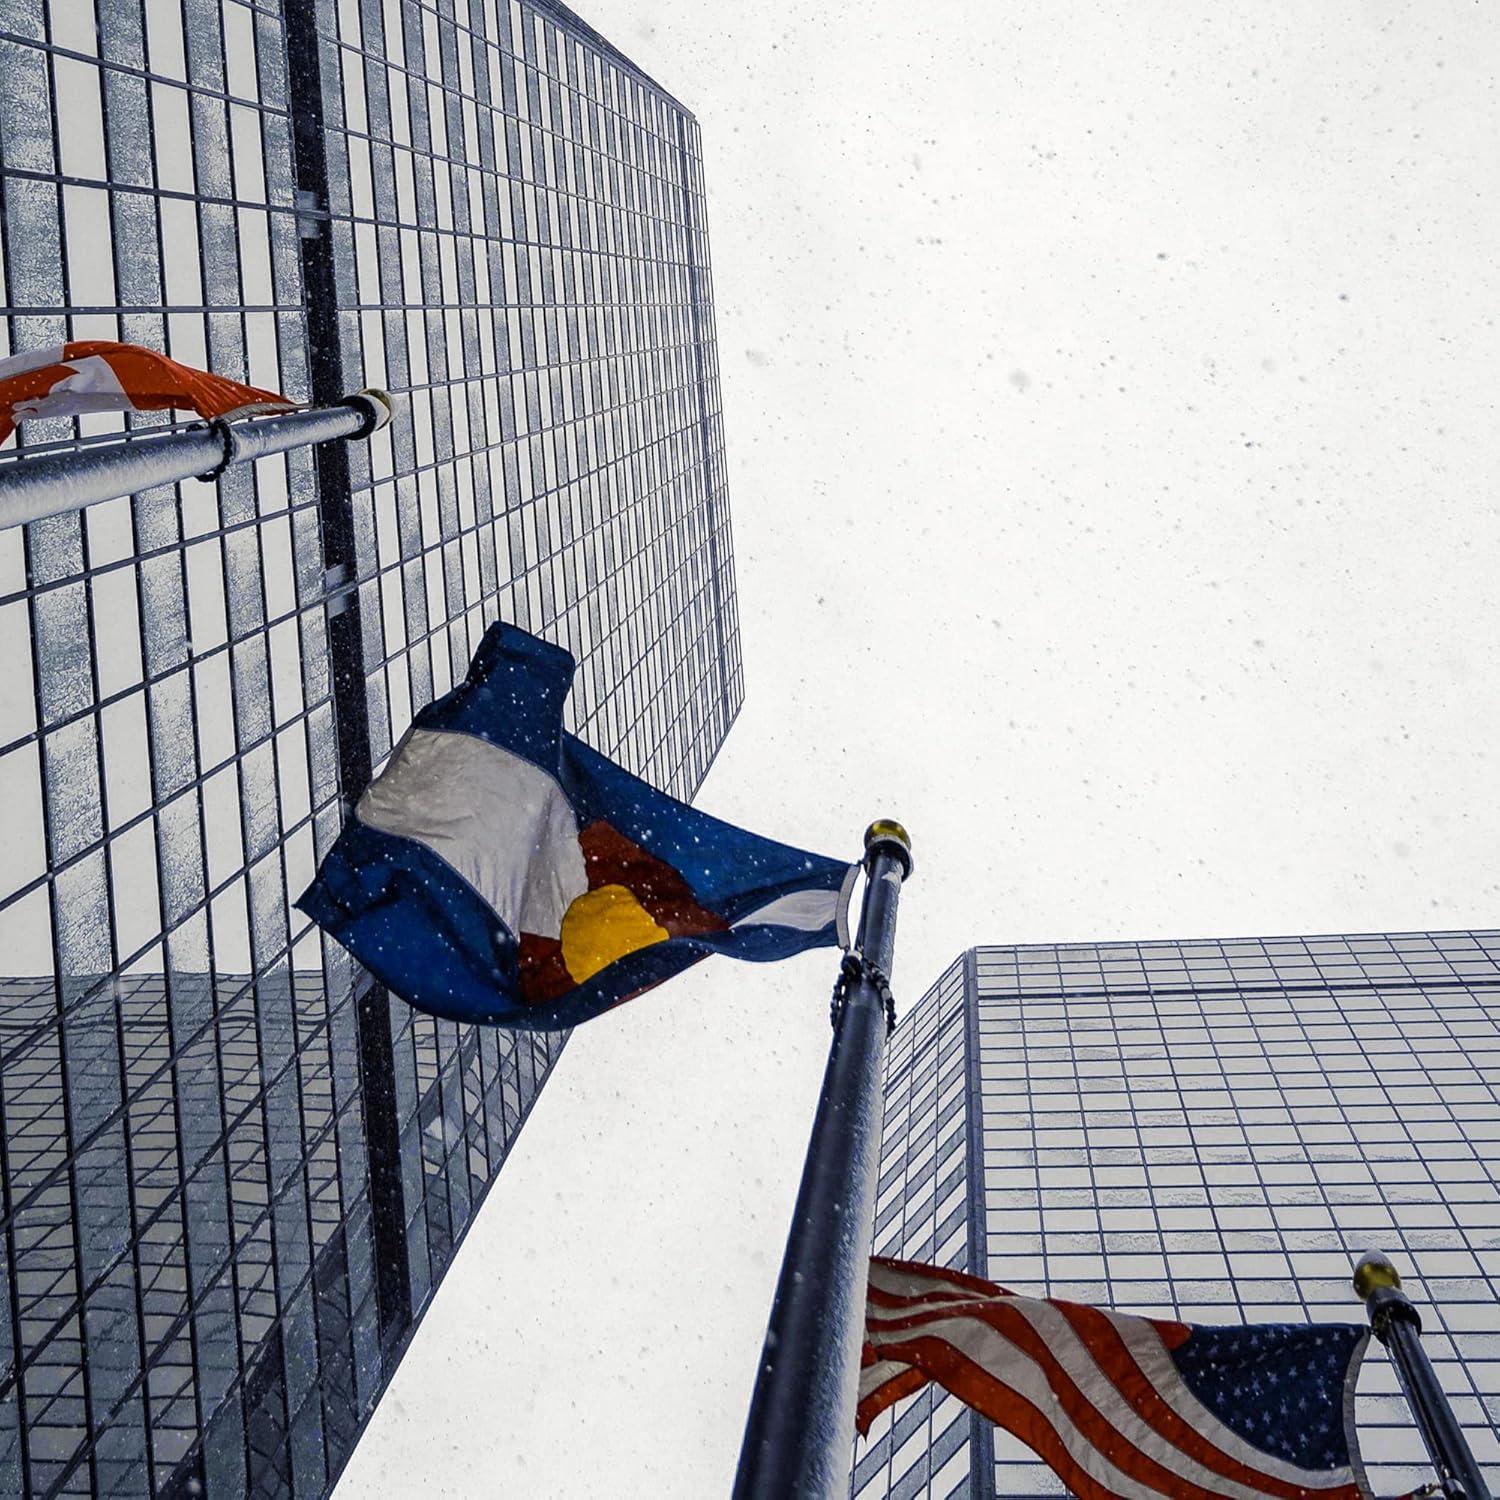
[
  {"x1": 866, "y1": 1264, "x2": 1354, "y2": 1495},
  {"x1": 11, "y1": 353, "x2": 132, "y2": 424},
  {"x1": 0, "y1": 344, "x2": 68, "y2": 378},
  {"x1": 1096, "y1": 1307, "x2": 1358, "y2": 1493},
  {"x1": 869, "y1": 1308, "x2": 1180, "y2": 1500},
  {"x1": 858, "y1": 1356, "x2": 915, "y2": 1404},
  {"x1": 730, "y1": 887, "x2": 841, "y2": 933},
  {"x1": 868, "y1": 1260, "x2": 978, "y2": 1305},
  {"x1": 1017, "y1": 1301, "x2": 1320, "y2": 1500},
  {"x1": 357, "y1": 727, "x2": 586, "y2": 939}
]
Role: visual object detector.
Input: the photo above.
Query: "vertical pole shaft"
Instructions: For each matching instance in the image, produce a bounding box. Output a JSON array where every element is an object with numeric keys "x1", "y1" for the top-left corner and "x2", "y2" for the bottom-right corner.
[
  {"x1": 1354, "y1": 1253, "x2": 1494, "y2": 1500},
  {"x1": 283, "y1": 0, "x2": 413, "y2": 1346},
  {"x1": 733, "y1": 821, "x2": 914, "y2": 1500}
]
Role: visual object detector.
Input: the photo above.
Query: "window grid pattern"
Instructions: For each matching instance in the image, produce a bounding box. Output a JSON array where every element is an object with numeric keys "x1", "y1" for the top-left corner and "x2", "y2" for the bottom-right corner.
[
  {"x1": 315, "y1": 0, "x2": 739, "y2": 792},
  {"x1": 309, "y1": 0, "x2": 741, "y2": 1389},
  {"x1": 0, "y1": 1, "x2": 738, "y2": 1496},
  {"x1": 852, "y1": 957, "x2": 976, "y2": 1500},
  {"x1": 851, "y1": 931, "x2": 1500, "y2": 1500}
]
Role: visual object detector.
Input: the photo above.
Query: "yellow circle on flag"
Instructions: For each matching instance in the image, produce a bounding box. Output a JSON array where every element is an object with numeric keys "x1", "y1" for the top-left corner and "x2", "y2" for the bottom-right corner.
[{"x1": 560, "y1": 884, "x2": 670, "y2": 983}]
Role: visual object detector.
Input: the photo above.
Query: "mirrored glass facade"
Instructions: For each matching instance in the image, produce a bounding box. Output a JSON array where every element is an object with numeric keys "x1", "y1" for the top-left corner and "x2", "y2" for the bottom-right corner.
[
  {"x1": 852, "y1": 932, "x2": 1500, "y2": 1500},
  {"x1": 0, "y1": 1, "x2": 738, "y2": 1495}
]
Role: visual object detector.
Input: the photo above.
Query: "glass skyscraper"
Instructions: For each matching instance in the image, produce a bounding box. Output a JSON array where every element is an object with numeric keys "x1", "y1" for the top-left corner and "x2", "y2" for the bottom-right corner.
[
  {"x1": 0, "y1": 1, "x2": 737, "y2": 1495},
  {"x1": 852, "y1": 931, "x2": 1500, "y2": 1500}
]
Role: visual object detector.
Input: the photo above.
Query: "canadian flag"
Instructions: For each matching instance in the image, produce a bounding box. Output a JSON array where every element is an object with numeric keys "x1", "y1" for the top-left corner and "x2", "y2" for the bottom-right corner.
[{"x1": 0, "y1": 341, "x2": 293, "y2": 446}]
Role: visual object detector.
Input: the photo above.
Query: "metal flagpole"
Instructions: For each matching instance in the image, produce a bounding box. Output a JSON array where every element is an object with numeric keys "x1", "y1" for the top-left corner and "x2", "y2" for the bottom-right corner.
[
  {"x1": 733, "y1": 819, "x2": 914, "y2": 1499},
  {"x1": 1353, "y1": 1251, "x2": 1494, "y2": 1500},
  {"x1": 0, "y1": 391, "x2": 393, "y2": 531}
]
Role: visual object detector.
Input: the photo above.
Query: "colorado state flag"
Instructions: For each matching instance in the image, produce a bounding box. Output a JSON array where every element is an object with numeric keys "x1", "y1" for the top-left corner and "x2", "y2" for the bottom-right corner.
[{"x1": 298, "y1": 623, "x2": 853, "y2": 1029}]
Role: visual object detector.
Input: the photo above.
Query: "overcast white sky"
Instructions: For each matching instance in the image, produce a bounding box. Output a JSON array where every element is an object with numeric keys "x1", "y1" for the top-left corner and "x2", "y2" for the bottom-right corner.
[{"x1": 335, "y1": 3, "x2": 1499, "y2": 1494}]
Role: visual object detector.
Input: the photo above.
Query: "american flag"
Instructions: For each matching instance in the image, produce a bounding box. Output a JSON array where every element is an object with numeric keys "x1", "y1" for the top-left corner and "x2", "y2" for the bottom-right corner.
[{"x1": 859, "y1": 1256, "x2": 1373, "y2": 1500}]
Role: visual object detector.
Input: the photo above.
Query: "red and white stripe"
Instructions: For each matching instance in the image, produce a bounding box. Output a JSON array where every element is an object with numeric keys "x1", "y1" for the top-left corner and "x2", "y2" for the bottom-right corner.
[
  {"x1": 0, "y1": 341, "x2": 291, "y2": 446},
  {"x1": 858, "y1": 1257, "x2": 1369, "y2": 1500}
]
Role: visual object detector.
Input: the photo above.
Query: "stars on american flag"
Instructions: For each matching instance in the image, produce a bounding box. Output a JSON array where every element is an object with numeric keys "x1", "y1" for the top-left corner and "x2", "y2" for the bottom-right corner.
[{"x1": 1171, "y1": 1319, "x2": 1367, "y2": 1469}]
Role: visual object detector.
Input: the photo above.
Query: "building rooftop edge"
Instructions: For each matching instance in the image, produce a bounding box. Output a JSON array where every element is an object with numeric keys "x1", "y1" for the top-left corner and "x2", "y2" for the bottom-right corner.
[
  {"x1": 961, "y1": 925, "x2": 1499, "y2": 957},
  {"x1": 529, "y1": 0, "x2": 696, "y2": 116}
]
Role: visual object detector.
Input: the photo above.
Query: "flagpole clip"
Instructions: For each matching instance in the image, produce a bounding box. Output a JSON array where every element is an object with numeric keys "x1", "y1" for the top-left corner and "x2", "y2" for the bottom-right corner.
[
  {"x1": 830, "y1": 951, "x2": 896, "y2": 1034},
  {"x1": 195, "y1": 416, "x2": 246, "y2": 481}
]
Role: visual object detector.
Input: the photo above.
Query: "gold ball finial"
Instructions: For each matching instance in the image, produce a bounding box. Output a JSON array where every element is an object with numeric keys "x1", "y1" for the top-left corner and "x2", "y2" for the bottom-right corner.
[
  {"x1": 864, "y1": 819, "x2": 913, "y2": 878},
  {"x1": 865, "y1": 818, "x2": 910, "y2": 852},
  {"x1": 1353, "y1": 1250, "x2": 1402, "y2": 1302}
]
